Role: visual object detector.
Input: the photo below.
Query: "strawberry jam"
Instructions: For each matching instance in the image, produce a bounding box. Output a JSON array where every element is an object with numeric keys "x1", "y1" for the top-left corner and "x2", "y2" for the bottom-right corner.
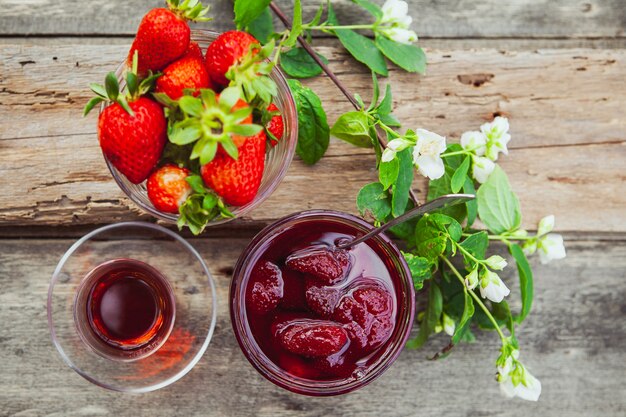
[{"x1": 232, "y1": 211, "x2": 414, "y2": 395}]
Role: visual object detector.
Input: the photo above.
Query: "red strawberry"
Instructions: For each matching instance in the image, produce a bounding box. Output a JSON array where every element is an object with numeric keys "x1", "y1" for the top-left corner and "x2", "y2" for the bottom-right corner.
[
  {"x1": 305, "y1": 282, "x2": 342, "y2": 318},
  {"x1": 146, "y1": 164, "x2": 192, "y2": 213},
  {"x1": 227, "y1": 98, "x2": 254, "y2": 149},
  {"x1": 98, "y1": 97, "x2": 167, "y2": 184},
  {"x1": 204, "y1": 30, "x2": 259, "y2": 86},
  {"x1": 312, "y1": 353, "x2": 355, "y2": 378},
  {"x1": 333, "y1": 279, "x2": 394, "y2": 352},
  {"x1": 266, "y1": 103, "x2": 284, "y2": 147},
  {"x1": 128, "y1": 1, "x2": 210, "y2": 76},
  {"x1": 275, "y1": 319, "x2": 349, "y2": 357},
  {"x1": 286, "y1": 245, "x2": 351, "y2": 284},
  {"x1": 155, "y1": 56, "x2": 213, "y2": 100},
  {"x1": 200, "y1": 130, "x2": 266, "y2": 206},
  {"x1": 182, "y1": 41, "x2": 204, "y2": 61},
  {"x1": 246, "y1": 260, "x2": 284, "y2": 314}
]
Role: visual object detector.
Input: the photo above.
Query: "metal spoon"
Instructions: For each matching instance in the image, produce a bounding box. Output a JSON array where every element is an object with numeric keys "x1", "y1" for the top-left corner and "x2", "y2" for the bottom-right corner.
[{"x1": 335, "y1": 193, "x2": 475, "y2": 250}]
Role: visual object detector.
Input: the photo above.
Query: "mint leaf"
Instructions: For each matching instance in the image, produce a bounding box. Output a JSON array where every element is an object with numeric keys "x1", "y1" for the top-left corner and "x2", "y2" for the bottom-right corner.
[
  {"x1": 451, "y1": 156, "x2": 470, "y2": 193},
  {"x1": 280, "y1": 47, "x2": 328, "y2": 78},
  {"x1": 477, "y1": 165, "x2": 522, "y2": 234},
  {"x1": 402, "y1": 252, "x2": 431, "y2": 290},
  {"x1": 288, "y1": 79, "x2": 329, "y2": 165},
  {"x1": 379, "y1": 158, "x2": 399, "y2": 190},
  {"x1": 246, "y1": 7, "x2": 274, "y2": 44},
  {"x1": 356, "y1": 182, "x2": 391, "y2": 221},
  {"x1": 374, "y1": 35, "x2": 426, "y2": 74},
  {"x1": 330, "y1": 111, "x2": 373, "y2": 148},
  {"x1": 351, "y1": 0, "x2": 383, "y2": 18},
  {"x1": 452, "y1": 290, "x2": 475, "y2": 344},
  {"x1": 510, "y1": 243, "x2": 533, "y2": 323},
  {"x1": 234, "y1": 0, "x2": 271, "y2": 30},
  {"x1": 391, "y1": 148, "x2": 413, "y2": 217},
  {"x1": 407, "y1": 281, "x2": 442, "y2": 349}
]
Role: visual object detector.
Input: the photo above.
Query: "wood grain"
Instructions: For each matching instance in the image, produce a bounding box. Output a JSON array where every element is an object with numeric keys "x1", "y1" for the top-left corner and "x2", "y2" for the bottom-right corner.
[
  {"x1": 1, "y1": 0, "x2": 625, "y2": 39},
  {"x1": 1, "y1": 42, "x2": 624, "y2": 232},
  {"x1": 0, "y1": 237, "x2": 624, "y2": 416}
]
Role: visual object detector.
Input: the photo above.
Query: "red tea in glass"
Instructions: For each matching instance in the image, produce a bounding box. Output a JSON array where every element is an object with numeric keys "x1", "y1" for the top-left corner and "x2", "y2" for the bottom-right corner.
[
  {"x1": 231, "y1": 211, "x2": 415, "y2": 396},
  {"x1": 74, "y1": 258, "x2": 176, "y2": 361}
]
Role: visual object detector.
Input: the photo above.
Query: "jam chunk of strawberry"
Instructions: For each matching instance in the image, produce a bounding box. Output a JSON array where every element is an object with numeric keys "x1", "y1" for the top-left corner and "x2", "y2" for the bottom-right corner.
[
  {"x1": 275, "y1": 319, "x2": 349, "y2": 357},
  {"x1": 305, "y1": 282, "x2": 341, "y2": 318},
  {"x1": 285, "y1": 245, "x2": 351, "y2": 284},
  {"x1": 333, "y1": 279, "x2": 394, "y2": 352},
  {"x1": 279, "y1": 269, "x2": 308, "y2": 310},
  {"x1": 246, "y1": 261, "x2": 284, "y2": 314}
]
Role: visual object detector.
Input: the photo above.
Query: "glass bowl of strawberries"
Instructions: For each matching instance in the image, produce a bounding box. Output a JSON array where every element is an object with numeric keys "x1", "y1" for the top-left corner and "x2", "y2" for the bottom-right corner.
[{"x1": 88, "y1": 19, "x2": 297, "y2": 234}]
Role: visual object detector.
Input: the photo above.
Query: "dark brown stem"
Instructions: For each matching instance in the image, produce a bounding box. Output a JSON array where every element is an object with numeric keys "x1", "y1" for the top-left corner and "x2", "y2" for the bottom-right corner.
[{"x1": 269, "y1": 2, "x2": 420, "y2": 205}]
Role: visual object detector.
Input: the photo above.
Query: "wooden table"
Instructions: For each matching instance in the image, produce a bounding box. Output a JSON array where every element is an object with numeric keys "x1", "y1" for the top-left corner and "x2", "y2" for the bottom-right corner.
[{"x1": 1, "y1": 1, "x2": 625, "y2": 415}]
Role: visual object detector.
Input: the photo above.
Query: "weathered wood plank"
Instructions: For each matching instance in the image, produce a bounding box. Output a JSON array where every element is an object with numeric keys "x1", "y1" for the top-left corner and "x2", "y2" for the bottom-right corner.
[
  {"x1": 0, "y1": 238, "x2": 624, "y2": 416},
  {"x1": 1, "y1": 0, "x2": 625, "y2": 39},
  {"x1": 0, "y1": 42, "x2": 624, "y2": 232}
]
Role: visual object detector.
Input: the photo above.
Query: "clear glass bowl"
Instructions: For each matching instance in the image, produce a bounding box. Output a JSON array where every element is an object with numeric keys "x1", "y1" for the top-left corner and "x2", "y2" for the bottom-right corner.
[
  {"x1": 48, "y1": 222, "x2": 217, "y2": 392},
  {"x1": 230, "y1": 210, "x2": 416, "y2": 396},
  {"x1": 102, "y1": 29, "x2": 298, "y2": 227}
]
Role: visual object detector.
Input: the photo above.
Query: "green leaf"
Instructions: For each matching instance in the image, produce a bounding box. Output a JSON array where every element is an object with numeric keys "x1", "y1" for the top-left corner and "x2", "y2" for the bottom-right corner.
[
  {"x1": 415, "y1": 213, "x2": 461, "y2": 261},
  {"x1": 178, "y1": 96, "x2": 203, "y2": 117},
  {"x1": 104, "y1": 72, "x2": 119, "y2": 101},
  {"x1": 126, "y1": 72, "x2": 138, "y2": 97},
  {"x1": 428, "y1": 144, "x2": 466, "y2": 222},
  {"x1": 356, "y1": 182, "x2": 391, "y2": 222},
  {"x1": 407, "y1": 281, "x2": 442, "y2": 349},
  {"x1": 245, "y1": 7, "x2": 274, "y2": 44},
  {"x1": 186, "y1": 175, "x2": 206, "y2": 194},
  {"x1": 335, "y1": 29, "x2": 388, "y2": 76},
  {"x1": 280, "y1": 47, "x2": 328, "y2": 79},
  {"x1": 288, "y1": 79, "x2": 330, "y2": 165},
  {"x1": 477, "y1": 165, "x2": 522, "y2": 234},
  {"x1": 89, "y1": 83, "x2": 107, "y2": 98},
  {"x1": 284, "y1": 0, "x2": 303, "y2": 48},
  {"x1": 463, "y1": 177, "x2": 477, "y2": 226},
  {"x1": 452, "y1": 290, "x2": 475, "y2": 344},
  {"x1": 374, "y1": 35, "x2": 426, "y2": 74},
  {"x1": 379, "y1": 158, "x2": 399, "y2": 190},
  {"x1": 391, "y1": 148, "x2": 413, "y2": 217},
  {"x1": 330, "y1": 111, "x2": 372, "y2": 148},
  {"x1": 234, "y1": 0, "x2": 271, "y2": 30},
  {"x1": 376, "y1": 84, "x2": 393, "y2": 115},
  {"x1": 200, "y1": 140, "x2": 219, "y2": 164},
  {"x1": 352, "y1": 0, "x2": 383, "y2": 18},
  {"x1": 459, "y1": 231, "x2": 488, "y2": 262},
  {"x1": 510, "y1": 243, "x2": 533, "y2": 323},
  {"x1": 379, "y1": 113, "x2": 401, "y2": 127},
  {"x1": 170, "y1": 125, "x2": 201, "y2": 145},
  {"x1": 83, "y1": 97, "x2": 104, "y2": 116},
  {"x1": 402, "y1": 252, "x2": 432, "y2": 290},
  {"x1": 451, "y1": 156, "x2": 470, "y2": 193}
]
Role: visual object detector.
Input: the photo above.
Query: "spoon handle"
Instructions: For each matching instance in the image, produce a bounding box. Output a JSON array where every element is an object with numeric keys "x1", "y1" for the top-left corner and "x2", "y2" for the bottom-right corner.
[{"x1": 336, "y1": 193, "x2": 475, "y2": 250}]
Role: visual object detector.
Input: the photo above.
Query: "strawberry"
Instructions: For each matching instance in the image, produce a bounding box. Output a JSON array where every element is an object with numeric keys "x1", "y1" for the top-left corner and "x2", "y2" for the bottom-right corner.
[
  {"x1": 182, "y1": 41, "x2": 204, "y2": 61},
  {"x1": 275, "y1": 319, "x2": 349, "y2": 357},
  {"x1": 246, "y1": 260, "x2": 284, "y2": 314},
  {"x1": 200, "y1": 130, "x2": 266, "y2": 206},
  {"x1": 155, "y1": 56, "x2": 213, "y2": 100},
  {"x1": 286, "y1": 245, "x2": 351, "y2": 284},
  {"x1": 128, "y1": 0, "x2": 210, "y2": 76},
  {"x1": 146, "y1": 164, "x2": 192, "y2": 213},
  {"x1": 205, "y1": 30, "x2": 259, "y2": 87},
  {"x1": 265, "y1": 103, "x2": 284, "y2": 147},
  {"x1": 85, "y1": 56, "x2": 166, "y2": 184}
]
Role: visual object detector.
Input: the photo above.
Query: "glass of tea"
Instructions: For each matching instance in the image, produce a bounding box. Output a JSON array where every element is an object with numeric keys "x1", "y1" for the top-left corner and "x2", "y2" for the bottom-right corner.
[
  {"x1": 230, "y1": 210, "x2": 415, "y2": 396},
  {"x1": 48, "y1": 222, "x2": 217, "y2": 392}
]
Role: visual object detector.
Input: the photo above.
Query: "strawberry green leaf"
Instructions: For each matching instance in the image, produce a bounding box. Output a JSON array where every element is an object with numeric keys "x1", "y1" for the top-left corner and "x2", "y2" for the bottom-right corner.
[
  {"x1": 230, "y1": 123, "x2": 263, "y2": 136},
  {"x1": 200, "y1": 141, "x2": 219, "y2": 165},
  {"x1": 219, "y1": 137, "x2": 239, "y2": 161},
  {"x1": 170, "y1": 126, "x2": 201, "y2": 145},
  {"x1": 178, "y1": 96, "x2": 203, "y2": 117},
  {"x1": 117, "y1": 96, "x2": 134, "y2": 116},
  {"x1": 104, "y1": 72, "x2": 119, "y2": 101},
  {"x1": 186, "y1": 175, "x2": 208, "y2": 194},
  {"x1": 89, "y1": 83, "x2": 107, "y2": 98},
  {"x1": 83, "y1": 97, "x2": 104, "y2": 116}
]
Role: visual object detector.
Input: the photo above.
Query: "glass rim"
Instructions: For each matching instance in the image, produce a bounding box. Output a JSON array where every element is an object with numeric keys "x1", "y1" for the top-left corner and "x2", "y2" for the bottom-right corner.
[
  {"x1": 230, "y1": 210, "x2": 416, "y2": 396},
  {"x1": 103, "y1": 28, "x2": 299, "y2": 227},
  {"x1": 47, "y1": 221, "x2": 218, "y2": 393}
]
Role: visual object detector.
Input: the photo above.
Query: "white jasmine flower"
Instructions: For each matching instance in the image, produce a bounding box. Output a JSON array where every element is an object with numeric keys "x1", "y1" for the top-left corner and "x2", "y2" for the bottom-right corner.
[
  {"x1": 465, "y1": 268, "x2": 479, "y2": 290},
  {"x1": 485, "y1": 255, "x2": 508, "y2": 271},
  {"x1": 479, "y1": 269, "x2": 510, "y2": 303},
  {"x1": 522, "y1": 239, "x2": 537, "y2": 256},
  {"x1": 460, "y1": 130, "x2": 487, "y2": 155},
  {"x1": 381, "y1": 27, "x2": 418, "y2": 44},
  {"x1": 537, "y1": 214, "x2": 555, "y2": 236},
  {"x1": 481, "y1": 116, "x2": 511, "y2": 161},
  {"x1": 442, "y1": 313, "x2": 455, "y2": 336},
  {"x1": 382, "y1": 138, "x2": 413, "y2": 162},
  {"x1": 412, "y1": 129, "x2": 446, "y2": 180},
  {"x1": 381, "y1": 0, "x2": 413, "y2": 28},
  {"x1": 498, "y1": 352, "x2": 542, "y2": 402},
  {"x1": 380, "y1": 0, "x2": 418, "y2": 44},
  {"x1": 471, "y1": 155, "x2": 495, "y2": 184},
  {"x1": 537, "y1": 233, "x2": 566, "y2": 264}
]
